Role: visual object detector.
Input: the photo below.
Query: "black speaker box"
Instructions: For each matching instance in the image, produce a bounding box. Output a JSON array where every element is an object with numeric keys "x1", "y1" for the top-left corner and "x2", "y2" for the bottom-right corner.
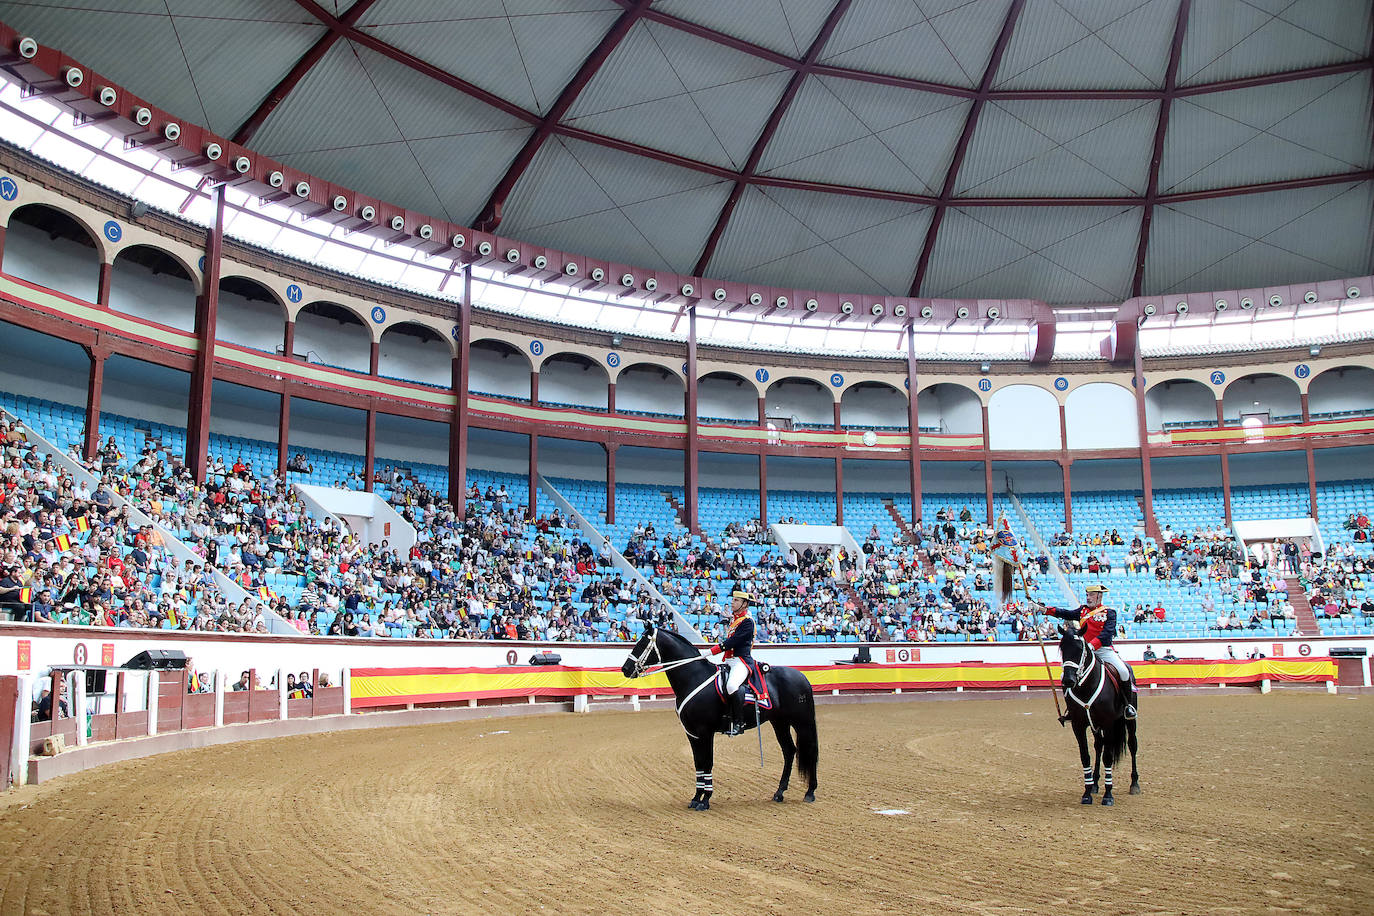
[
  {"x1": 529, "y1": 652, "x2": 562, "y2": 666},
  {"x1": 85, "y1": 669, "x2": 107, "y2": 693},
  {"x1": 125, "y1": 649, "x2": 188, "y2": 670}
]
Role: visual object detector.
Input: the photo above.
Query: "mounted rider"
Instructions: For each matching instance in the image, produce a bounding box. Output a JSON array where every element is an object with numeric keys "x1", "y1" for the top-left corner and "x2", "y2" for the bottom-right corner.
[
  {"x1": 1039, "y1": 583, "x2": 1138, "y2": 718},
  {"x1": 709, "y1": 588, "x2": 759, "y2": 735}
]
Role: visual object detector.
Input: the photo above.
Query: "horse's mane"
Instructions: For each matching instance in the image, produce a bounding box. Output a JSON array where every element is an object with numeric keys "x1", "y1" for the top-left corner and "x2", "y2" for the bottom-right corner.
[{"x1": 655, "y1": 627, "x2": 699, "y2": 654}]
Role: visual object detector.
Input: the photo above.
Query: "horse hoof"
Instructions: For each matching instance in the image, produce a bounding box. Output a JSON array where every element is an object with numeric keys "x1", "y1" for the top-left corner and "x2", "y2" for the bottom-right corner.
[
  {"x1": 773, "y1": 792, "x2": 785, "y2": 803},
  {"x1": 1080, "y1": 795, "x2": 1093, "y2": 805},
  {"x1": 1101, "y1": 795, "x2": 1114, "y2": 806},
  {"x1": 696, "y1": 800, "x2": 709, "y2": 811},
  {"x1": 1129, "y1": 784, "x2": 1142, "y2": 795},
  {"x1": 803, "y1": 793, "x2": 816, "y2": 803}
]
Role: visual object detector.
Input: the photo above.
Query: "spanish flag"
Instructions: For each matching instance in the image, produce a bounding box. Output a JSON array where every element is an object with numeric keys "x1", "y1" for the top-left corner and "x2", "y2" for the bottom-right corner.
[
  {"x1": 55, "y1": 533, "x2": 71, "y2": 552},
  {"x1": 167, "y1": 606, "x2": 178, "y2": 627},
  {"x1": 256, "y1": 586, "x2": 272, "y2": 601},
  {"x1": 74, "y1": 515, "x2": 89, "y2": 533},
  {"x1": 19, "y1": 587, "x2": 31, "y2": 602}
]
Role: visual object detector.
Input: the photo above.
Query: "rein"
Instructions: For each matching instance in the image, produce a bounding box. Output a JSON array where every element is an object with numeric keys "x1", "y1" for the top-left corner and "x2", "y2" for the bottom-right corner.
[
  {"x1": 1062, "y1": 638, "x2": 1104, "y2": 730},
  {"x1": 629, "y1": 629, "x2": 718, "y2": 740}
]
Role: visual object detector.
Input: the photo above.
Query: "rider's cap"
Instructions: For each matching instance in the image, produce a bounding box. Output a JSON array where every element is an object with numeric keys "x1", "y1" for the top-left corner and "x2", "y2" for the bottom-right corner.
[
  {"x1": 731, "y1": 590, "x2": 759, "y2": 604},
  {"x1": 1085, "y1": 584, "x2": 1109, "y2": 594}
]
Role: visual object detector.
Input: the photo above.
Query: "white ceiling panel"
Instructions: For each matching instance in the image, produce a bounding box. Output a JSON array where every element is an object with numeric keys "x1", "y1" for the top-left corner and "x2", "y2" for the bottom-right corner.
[
  {"x1": 653, "y1": 0, "x2": 839, "y2": 58},
  {"x1": 925, "y1": 206, "x2": 1140, "y2": 301},
  {"x1": 820, "y1": 0, "x2": 1014, "y2": 88},
  {"x1": 957, "y1": 99, "x2": 1158, "y2": 197},
  {"x1": 994, "y1": 0, "x2": 1179, "y2": 90},
  {"x1": 1144, "y1": 182, "x2": 1374, "y2": 294},
  {"x1": 1160, "y1": 74, "x2": 1374, "y2": 194},
  {"x1": 252, "y1": 42, "x2": 404, "y2": 155},
  {"x1": 1178, "y1": 0, "x2": 1371, "y2": 86}
]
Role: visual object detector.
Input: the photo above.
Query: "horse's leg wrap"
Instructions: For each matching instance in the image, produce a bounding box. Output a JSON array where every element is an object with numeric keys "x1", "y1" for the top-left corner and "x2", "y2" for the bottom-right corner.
[{"x1": 1101, "y1": 765, "x2": 1114, "y2": 806}]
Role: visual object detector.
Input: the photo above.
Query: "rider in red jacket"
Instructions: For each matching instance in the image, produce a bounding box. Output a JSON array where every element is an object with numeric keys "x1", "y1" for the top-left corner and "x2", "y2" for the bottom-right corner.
[{"x1": 1042, "y1": 583, "x2": 1137, "y2": 718}]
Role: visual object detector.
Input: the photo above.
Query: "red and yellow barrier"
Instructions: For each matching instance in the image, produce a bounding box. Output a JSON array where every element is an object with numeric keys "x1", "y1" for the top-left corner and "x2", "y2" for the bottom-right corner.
[{"x1": 349, "y1": 658, "x2": 1336, "y2": 709}]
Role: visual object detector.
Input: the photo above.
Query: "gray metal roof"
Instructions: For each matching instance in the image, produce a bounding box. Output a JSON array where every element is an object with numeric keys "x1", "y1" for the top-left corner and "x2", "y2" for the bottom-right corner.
[{"x1": 0, "y1": 0, "x2": 1370, "y2": 304}]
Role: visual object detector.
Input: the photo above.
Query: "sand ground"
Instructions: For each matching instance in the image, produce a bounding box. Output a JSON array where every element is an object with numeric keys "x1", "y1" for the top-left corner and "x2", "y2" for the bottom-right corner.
[{"x1": 1, "y1": 692, "x2": 1370, "y2": 916}]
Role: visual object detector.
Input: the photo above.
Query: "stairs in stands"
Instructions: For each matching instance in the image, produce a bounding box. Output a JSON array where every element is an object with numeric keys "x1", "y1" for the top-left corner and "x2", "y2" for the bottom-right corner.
[
  {"x1": 1137, "y1": 495, "x2": 1164, "y2": 544},
  {"x1": 663, "y1": 491, "x2": 689, "y2": 531},
  {"x1": 1284, "y1": 576, "x2": 1320, "y2": 636},
  {"x1": 883, "y1": 498, "x2": 935, "y2": 576},
  {"x1": 837, "y1": 579, "x2": 889, "y2": 641}
]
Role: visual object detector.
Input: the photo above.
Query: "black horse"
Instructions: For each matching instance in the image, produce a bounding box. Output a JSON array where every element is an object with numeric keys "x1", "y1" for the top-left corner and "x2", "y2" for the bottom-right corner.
[
  {"x1": 621, "y1": 622, "x2": 818, "y2": 810},
  {"x1": 1058, "y1": 628, "x2": 1140, "y2": 805}
]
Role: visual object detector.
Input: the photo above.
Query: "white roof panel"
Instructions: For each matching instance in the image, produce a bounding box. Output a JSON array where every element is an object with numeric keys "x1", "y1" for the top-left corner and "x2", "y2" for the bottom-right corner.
[
  {"x1": 653, "y1": 0, "x2": 838, "y2": 58},
  {"x1": 1178, "y1": 0, "x2": 1371, "y2": 86},
  {"x1": 994, "y1": 0, "x2": 1178, "y2": 90},
  {"x1": 820, "y1": 0, "x2": 1013, "y2": 88}
]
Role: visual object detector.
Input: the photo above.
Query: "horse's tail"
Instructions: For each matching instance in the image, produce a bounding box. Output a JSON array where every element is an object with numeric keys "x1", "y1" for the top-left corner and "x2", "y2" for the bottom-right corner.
[
  {"x1": 1102, "y1": 715, "x2": 1129, "y2": 770},
  {"x1": 794, "y1": 684, "x2": 819, "y2": 789}
]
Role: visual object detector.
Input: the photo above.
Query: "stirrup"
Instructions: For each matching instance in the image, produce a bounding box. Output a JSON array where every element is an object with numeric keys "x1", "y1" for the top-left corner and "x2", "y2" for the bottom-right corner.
[{"x1": 1124, "y1": 704, "x2": 1137, "y2": 720}]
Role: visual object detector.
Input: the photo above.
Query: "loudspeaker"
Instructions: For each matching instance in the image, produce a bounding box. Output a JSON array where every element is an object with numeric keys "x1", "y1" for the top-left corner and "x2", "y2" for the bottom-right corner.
[
  {"x1": 852, "y1": 646, "x2": 872, "y2": 664},
  {"x1": 529, "y1": 652, "x2": 562, "y2": 666},
  {"x1": 124, "y1": 649, "x2": 188, "y2": 670},
  {"x1": 85, "y1": 669, "x2": 107, "y2": 694}
]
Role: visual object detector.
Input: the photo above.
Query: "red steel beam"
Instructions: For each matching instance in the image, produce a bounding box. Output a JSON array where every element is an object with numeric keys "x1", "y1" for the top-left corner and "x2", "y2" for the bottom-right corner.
[
  {"x1": 907, "y1": 0, "x2": 1026, "y2": 297},
  {"x1": 691, "y1": 0, "x2": 856, "y2": 277},
  {"x1": 472, "y1": 0, "x2": 654, "y2": 231},
  {"x1": 234, "y1": 0, "x2": 381, "y2": 145},
  {"x1": 1131, "y1": 0, "x2": 1193, "y2": 298}
]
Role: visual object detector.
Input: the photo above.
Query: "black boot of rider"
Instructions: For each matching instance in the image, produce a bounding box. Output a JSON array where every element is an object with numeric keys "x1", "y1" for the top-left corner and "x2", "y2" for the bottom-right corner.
[
  {"x1": 727, "y1": 689, "x2": 747, "y2": 736},
  {"x1": 1126, "y1": 682, "x2": 1139, "y2": 719}
]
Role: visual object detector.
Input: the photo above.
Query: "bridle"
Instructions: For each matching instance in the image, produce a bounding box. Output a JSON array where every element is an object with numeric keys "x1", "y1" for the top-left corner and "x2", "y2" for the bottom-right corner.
[
  {"x1": 1060, "y1": 633, "x2": 1104, "y2": 728},
  {"x1": 626, "y1": 628, "x2": 706, "y2": 679}
]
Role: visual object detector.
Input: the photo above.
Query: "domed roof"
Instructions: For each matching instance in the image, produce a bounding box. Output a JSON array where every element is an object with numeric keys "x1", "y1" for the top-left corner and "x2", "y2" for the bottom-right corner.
[{"x1": 2, "y1": 0, "x2": 1370, "y2": 304}]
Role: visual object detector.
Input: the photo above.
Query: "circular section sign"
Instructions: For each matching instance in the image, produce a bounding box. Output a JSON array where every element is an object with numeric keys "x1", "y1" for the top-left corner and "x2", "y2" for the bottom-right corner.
[
  {"x1": 505, "y1": 650, "x2": 518, "y2": 666},
  {"x1": 0, "y1": 175, "x2": 18, "y2": 201},
  {"x1": 102, "y1": 220, "x2": 122, "y2": 243},
  {"x1": 1294, "y1": 363, "x2": 1311, "y2": 380},
  {"x1": 370, "y1": 306, "x2": 386, "y2": 324},
  {"x1": 1053, "y1": 376, "x2": 1068, "y2": 391},
  {"x1": 829, "y1": 372, "x2": 844, "y2": 388},
  {"x1": 977, "y1": 378, "x2": 992, "y2": 392},
  {"x1": 286, "y1": 283, "x2": 303, "y2": 303},
  {"x1": 755, "y1": 368, "x2": 769, "y2": 383},
  {"x1": 1209, "y1": 370, "x2": 1226, "y2": 385},
  {"x1": 197, "y1": 255, "x2": 206, "y2": 272},
  {"x1": 606, "y1": 352, "x2": 621, "y2": 368},
  {"x1": 530, "y1": 339, "x2": 544, "y2": 357},
  {"x1": 74, "y1": 643, "x2": 88, "y2": 666},
  {"x1": 1298, "y1": 643, "x2": 1311, "y2": 657}
]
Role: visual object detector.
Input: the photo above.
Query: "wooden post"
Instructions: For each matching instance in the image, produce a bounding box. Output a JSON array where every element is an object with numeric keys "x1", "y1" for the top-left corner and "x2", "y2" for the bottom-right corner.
[
  {"x1": 684, "y1": 306, "x2": 699, "y2": 533},
  {"x1": 906, "y1": 329, "x2": 922, "y2": 528}
]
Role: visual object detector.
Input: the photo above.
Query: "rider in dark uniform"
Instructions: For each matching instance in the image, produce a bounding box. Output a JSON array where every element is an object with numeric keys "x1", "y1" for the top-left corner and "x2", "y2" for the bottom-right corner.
[
  {"x1": 710, "y1": 589, "x2": 757, "y2": 735},
  {"x1": 1040, "y1": 583, "x2": 1137, "y2": 718}
]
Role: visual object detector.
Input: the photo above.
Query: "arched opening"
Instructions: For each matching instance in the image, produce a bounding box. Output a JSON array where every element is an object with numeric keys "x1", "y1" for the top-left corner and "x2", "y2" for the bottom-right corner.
[
  {"x1": 698, "y1": 371, "x2": 753, "y2": 422},
  {"x1": 841, "y1": 381, "x2": 906, "y2": 429},
  {"x1": 917, "y1": 383, "x2": 981, "y2": 435},
  {"x1": 217, "y1": 276, "x2": 286, "y2": 354},
  {"x1": 1308, "y1": 365, "x2": 1374, "y2": 420},
  {"x1": 617, "y1": 362, "x2": 684, "y2": 418},
  {"x1": 2, "y1": 203, "x2": 100, "y2": 302},
  {"x1": 98, "y1": 354, "x2": 192, "y2": 463},
  {"x1": 0, "y1": 319, "x2": 93, "y2": 454},
  {"x1": 538, "y1": 351, "x2": 609, "y2": 410},
  {"x1": 1144, "y1": 378, "x2": 1214, "y2": 432},
  {"x1": 379, "y1": 321, "x2": 450, "y2": 387},
  {"x1": 988, "y1": 384, "x2": 1059, "y2": 450},
  {"x1": 110, "y1": 244, "x2": 197, "y2": 331},
  {"x1": 468, "y1": 339, "x2": 532, "y2": 401},
  {"x1": 295, "y1": 301, "x2": 371, "y2": 373},
  {"x1": 1223, "y1": 373, "x2": 1302, "y2": 425},
  {"x1": 765, "y1": 377, "x2": 831, "y2": 429},
  {"x1": 1065, "y1": 382, "x2": 1138, "y2": 448}
]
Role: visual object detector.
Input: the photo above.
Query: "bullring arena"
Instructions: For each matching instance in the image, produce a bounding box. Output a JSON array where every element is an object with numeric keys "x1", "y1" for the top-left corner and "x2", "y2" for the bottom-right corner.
[{"x1": 1, "y1": 2, "x2": 1373, "y2": 914}]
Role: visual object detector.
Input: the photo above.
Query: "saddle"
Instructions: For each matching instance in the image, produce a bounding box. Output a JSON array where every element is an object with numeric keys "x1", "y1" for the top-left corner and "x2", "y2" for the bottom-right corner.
[{"x1": 715, "y1": 660, "x2": 772, "y2": 710}]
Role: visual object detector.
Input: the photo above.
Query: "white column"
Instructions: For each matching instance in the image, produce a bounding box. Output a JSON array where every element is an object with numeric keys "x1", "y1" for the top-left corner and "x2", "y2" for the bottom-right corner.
[
  {"x1": 73, "y1": 672, "x2": 87, "y2": 747},
  {"x1": 342, "y1": 668, "x2": 352, "y2": 715},
  {"x1": 278, "y1": 668, "x2": 288, "y2": 720},
  {"x1": 146, "y1": 673, "x2": 159, "y2": 737},
  {"x1": 573, "y1": 694, "x2": 589, "y2": 713},
  {"x1": 213, "y1": 671, "x2": 224, "y2": 727},
  {"x1": 12, "y1": 675, "x2": 32, "y2": 787}
]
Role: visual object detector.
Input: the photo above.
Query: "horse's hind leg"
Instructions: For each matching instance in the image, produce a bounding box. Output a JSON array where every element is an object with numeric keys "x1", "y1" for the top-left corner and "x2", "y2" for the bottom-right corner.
[
  {"x1": 771, "y1": 719, "x2": 795, "y2": 802},
  {"x1": 1075, "y1": 724, "x2": 1093, "y2": 805},
  {"x1": 688, "y1": 735, "x2": 715, "y2": 811},
  {"x1": 1127, "y1": 719, "x2": 1141, "y2": 795}
]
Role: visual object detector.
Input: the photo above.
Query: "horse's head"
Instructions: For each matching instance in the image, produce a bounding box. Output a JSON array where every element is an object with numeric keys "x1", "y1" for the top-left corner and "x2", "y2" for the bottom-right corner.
[
  {"x1": 1058, "y1": 625, "x2": 1090, "y2": 691},
  {"x1": 621, "y1": 622, "x2": 658, "y2": 679}
]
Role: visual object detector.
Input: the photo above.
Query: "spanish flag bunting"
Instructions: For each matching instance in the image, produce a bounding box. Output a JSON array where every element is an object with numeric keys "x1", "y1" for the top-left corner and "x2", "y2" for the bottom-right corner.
[{"x1": 55, "y1": 533, "x2": 71, "y2": 552}]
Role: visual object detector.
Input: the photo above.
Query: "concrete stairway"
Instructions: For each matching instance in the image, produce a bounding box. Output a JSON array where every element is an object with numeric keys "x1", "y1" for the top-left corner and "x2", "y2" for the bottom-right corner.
[{"x1": 1284, "y1": 576, "x2": 1320, "y2": 636}]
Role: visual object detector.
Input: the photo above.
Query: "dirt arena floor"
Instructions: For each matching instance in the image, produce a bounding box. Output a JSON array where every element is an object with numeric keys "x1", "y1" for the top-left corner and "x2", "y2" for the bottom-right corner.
[{"x1": 1, "y1": 691, "x2": 1371, "y2": 915}]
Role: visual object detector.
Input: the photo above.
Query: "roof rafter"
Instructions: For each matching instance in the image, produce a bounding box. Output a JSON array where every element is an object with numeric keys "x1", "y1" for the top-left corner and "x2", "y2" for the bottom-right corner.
[
  {"x1": 690, "y1": 0, "x2": 856, "y2": 278},
  {"x1": 232, "y1": 0, "x2": 381, "y2": 146},
  {"x1": 1132, "y1": 0, "x2": 1193, "y2": 298},
  {"x1": 907, "y1": 0, "x2": 1026, "y2": 297},
  {"x1": 471, "y1": 0, "x2": 654, "y2": 232}
]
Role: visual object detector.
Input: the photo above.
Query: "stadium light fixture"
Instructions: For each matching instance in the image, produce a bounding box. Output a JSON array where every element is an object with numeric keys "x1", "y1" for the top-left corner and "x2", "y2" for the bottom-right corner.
[{"x1": 1309, "y1": 345, "x2": 1320, "y2": 357}]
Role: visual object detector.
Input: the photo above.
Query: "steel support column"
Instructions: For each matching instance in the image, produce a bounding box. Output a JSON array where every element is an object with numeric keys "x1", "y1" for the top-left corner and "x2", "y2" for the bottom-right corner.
[
  {"x1": 1302, "y1": 392, "x2": 1316, "y2": 518},
  {"x1": 277, "y1": 394, "x2": 290, "y2": 479},
  {"x1": 96, "y1": 261, "x2": 112, "y2": 309},
  {"x1": 1216, "y1": 399, "x2": 1232, "y2": 526},
  {"x1": 607, "y1": 381, "x2": 616, "y2": 415},
  {"x1": 186, "y1": 186, "x2": 224, "y2": 483},
  {"x1": 83, "y1": 345, "x2": 105, "y2": 461},
  {"x1": 448, "y1": 269, "x2": 471, "y2": 514},
  {"x1": 363, "y1": 407, "x2": 376, "y2": 493},
  {"x1": 906, "y1": 329, "x2": 922, "y2": 528},
  {"x1": 606, "y1": 443, "x2": 617, "y2": 525},
  {"x1": 1060, "y1": 403, "x2": 1072, "y2": 532},
  {"x1": 282, "y1": 320, "x2": 295, "y2": 361},
  {"x1": 982, "y1": 403, "x2": 994, "y2": 525},
  {"x1": 529, "y1": 371, "x2": 539, "y2": 519},
  {"x1": 833, "y1": 400, "x2": 844, "y2": 525},
  {"x1": 1132, "y1": 345, "x2": 1155, "y2": 530},
  {"x1": 757, "y1": 396, "x2": 768, "y2": 527},
  {"x1": 684, "y1": 306, "x2": 699, "y2": 533}
]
